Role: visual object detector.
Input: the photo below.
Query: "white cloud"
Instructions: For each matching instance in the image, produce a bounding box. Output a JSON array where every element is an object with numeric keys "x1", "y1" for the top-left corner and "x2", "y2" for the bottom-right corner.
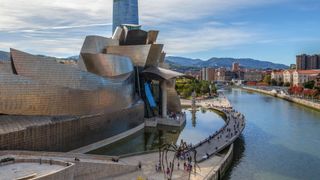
[
  {"x1": 159, "y1": 26, "x2": 258, "y2": 54},
  {"x1": 0, "y1": 0, "x2": 285, "y2": 56}
]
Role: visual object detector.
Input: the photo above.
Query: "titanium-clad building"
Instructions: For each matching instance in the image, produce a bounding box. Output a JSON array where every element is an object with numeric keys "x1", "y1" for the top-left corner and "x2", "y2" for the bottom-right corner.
[{"x1": 113, "y1": 0, "x2": 139, "y2": 32}]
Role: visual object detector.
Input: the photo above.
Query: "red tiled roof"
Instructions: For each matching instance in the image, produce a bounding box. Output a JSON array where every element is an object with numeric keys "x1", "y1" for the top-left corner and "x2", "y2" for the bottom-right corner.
[{"x1": 296, "y1": 70, "x2": 320, "y2": 75}]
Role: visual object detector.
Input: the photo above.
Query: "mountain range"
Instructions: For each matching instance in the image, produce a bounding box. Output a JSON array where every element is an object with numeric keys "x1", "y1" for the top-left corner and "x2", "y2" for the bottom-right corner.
[
  {"x1": 0, "y1": 50, "x2": 288, "y2": 70},
  {"x1": 165, "y1": 56, "x2": 289, "y2": 70},
  {"x1": 0, "y1": 51, "x2": 10, "y2": 61}
]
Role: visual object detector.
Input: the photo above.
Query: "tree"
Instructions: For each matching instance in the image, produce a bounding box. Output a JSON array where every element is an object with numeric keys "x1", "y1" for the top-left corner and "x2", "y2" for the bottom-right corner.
[
  {"x1": 271, "y1": 78, "x2": 277, "y2": 86},
  {"x1": 284, "y1": 82, "x2": 291, "y2": 87},
  {"x1": 303, "y1": 80, "x2": 315, "y2": 89},
  {"x1": 263, "y1": 75, "x2": 271, "y2": 85}
]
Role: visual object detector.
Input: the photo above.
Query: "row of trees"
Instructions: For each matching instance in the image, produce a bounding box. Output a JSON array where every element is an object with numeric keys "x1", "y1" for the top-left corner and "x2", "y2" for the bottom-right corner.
[{"x1": 175, "y1": 78, "x2": 217, "y2": 98}]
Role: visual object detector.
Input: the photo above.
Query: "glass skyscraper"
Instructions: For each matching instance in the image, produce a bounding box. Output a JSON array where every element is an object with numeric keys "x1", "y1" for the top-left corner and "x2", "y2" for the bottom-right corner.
[{"x1": 113, "y1": 0, "x2": 139, "y2": 33}]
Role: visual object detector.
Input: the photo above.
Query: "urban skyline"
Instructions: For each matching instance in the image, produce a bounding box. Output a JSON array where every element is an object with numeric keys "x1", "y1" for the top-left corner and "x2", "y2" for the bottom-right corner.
[{"x1": 0, "y1": 0, "x2": 320, "y2": 65}]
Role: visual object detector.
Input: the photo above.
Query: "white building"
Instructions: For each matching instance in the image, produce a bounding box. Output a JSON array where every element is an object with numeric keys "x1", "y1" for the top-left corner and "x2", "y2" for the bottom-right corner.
[
  {"x1": 271, "y1": 70, "x2": 284, "y2": 82},
  {"x1": 283, "y1": 70, "x2": 294, "y2": 85},
  {"x1": 292, "y1": 70, "x2": 320, "y2": 86}
]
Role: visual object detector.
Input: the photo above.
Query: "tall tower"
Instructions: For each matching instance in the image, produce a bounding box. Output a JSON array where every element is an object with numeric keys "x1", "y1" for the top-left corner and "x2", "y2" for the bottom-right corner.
[{"x1": 113, "y1": 0, "x2": 139, "y2": 33}]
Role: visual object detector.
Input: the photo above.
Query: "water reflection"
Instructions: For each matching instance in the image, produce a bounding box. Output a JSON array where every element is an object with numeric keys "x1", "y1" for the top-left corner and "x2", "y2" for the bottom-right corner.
[{"x1": 89, "y1": 108, "x2": 225, "y2": 156}]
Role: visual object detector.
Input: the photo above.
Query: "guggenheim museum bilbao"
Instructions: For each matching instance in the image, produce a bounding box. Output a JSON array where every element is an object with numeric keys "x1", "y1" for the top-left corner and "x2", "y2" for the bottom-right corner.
[{"x1": 0, "y1": 0, "x2": 184, "y2": 151}]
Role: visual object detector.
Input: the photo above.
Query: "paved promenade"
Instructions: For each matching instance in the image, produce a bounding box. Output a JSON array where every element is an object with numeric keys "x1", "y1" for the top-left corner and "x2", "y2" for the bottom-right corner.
[{"x1": 116, "y1": 96, "x2": 245, "y2": 180}]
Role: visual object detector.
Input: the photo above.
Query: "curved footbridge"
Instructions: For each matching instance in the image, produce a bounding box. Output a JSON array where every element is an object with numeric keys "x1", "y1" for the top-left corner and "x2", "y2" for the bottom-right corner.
[{"x1": 117, "y1": 96, "x2": 245, "y2": 180}]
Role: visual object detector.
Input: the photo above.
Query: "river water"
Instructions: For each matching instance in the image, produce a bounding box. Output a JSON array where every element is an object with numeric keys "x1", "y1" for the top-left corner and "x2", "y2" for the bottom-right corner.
[
  {"x1": 90, "y1": 108, "x2": 225, "y2": 156},
  {"x1": 223, "y1": 88, "x2": 320, "y2": 180}
]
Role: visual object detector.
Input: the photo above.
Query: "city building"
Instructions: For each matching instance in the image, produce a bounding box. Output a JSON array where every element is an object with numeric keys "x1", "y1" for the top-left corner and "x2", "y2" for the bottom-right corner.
[
  {"x1": 200, "y1": 67, "x2": 215, "y2": 82},
  {"x1": 113, "y1": 0, "x2": 139, "y2": 32},
  {"x1": 296, "y1": 54, "x2": 320, "y2": 70},
  {"x1": 292, "y1": 70, "x2": 320, "y2": 86},
  {"x1": 290, "y1": 64, "x2": 296, "y2": 69},
  {"x1": 271, "y1": 70, "x2": 284, "y2": 82},
  {"x1": 316, "y1": 73, "x2": 320, "y2": 88},
  {"x1": 283, "y1": 70, "x2": 294, "y2": 85},
  {"x1": 232, "y1": 62, "x2": 240, "y2": 72},
  {"x1": 244, "y1": 71, "x2": 263, "y2": 82}
]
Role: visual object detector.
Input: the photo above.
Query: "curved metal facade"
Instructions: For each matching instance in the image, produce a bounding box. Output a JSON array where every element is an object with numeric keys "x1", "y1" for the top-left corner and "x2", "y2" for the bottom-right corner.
[
  {"x1": 81, "y1": 53, "x2": 133, "y2": 78},
  {"x1": 0, "y1": 49, "x2": 137, "y2": 116},
  {"x1": 106, "y1": 44, "x2": 163, "y2": 67}
]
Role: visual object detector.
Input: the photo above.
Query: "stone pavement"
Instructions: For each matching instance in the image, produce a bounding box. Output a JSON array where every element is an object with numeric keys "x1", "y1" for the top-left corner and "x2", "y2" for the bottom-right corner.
[
  {"x1": 116, "y1": 149, "x2": 225, "y2": 180},
  {"x1": 0, "y1": 162, "x2": 64, "y2": 180}
]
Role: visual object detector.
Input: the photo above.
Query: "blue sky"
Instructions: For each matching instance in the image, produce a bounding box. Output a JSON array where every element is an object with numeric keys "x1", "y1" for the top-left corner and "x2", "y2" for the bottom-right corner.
[{"x1": 0, "y1": 0, "x2": 319, "y2": 65}]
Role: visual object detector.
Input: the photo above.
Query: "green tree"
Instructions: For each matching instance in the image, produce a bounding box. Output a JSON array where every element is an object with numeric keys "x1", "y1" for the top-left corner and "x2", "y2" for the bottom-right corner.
[
  {"x1": 303, "y1": 80, "x2": 315, "y2": 89},
  {"x1": 284, "y1": 82, "x2": 291, "y2": 87},
  {"x1": 271, "y1": 78, "x2": 277, "y2": 86},
  {"x1": 263, "y1": 75, "x2": 271, "y2": 85}
]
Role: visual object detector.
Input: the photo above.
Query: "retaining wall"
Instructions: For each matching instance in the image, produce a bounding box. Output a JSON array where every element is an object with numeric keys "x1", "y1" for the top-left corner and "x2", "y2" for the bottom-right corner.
[
  {"x1": 243, "y1": 87, "x2": 320, "y2": 111},
  {"x1": 204, "y1": 144, "x2": 234, "y2": 180}
]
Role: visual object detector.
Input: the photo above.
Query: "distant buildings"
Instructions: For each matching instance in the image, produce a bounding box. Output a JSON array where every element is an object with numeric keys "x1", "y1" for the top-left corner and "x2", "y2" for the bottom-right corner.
[
  {"x1": 244, "y1": 71, "x2": 263, "y2": 82},
  {"x1": 283, "y1": 70, "x2": 294, "y2": 85},
  {"x1": 293, "y1": 70, "x2": 320, "y2": 86},
  {"x1": 271, "y1": 70, "x2": 283, "y2": 82},
  {"x1": 113, "y1": 0, "x2": 139, "y2": 32},
  {"x1": 296, "y1": 54, "x2": 320, "y2": 70},
  {"x1": 200, "y1": 67, "x2": 215, "y2": 82},
  {"x1": 270, "y1": 69, "x2": 320, "y2": 86},
  {"x1": 232, "y1": 62, "x2": 240, "y2": 72}
]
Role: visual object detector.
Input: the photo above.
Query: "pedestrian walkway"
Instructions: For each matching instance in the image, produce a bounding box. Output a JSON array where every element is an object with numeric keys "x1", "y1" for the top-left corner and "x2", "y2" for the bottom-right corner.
[
  {"x1": 192, "y1": 106, "x2": 245, "y2": 162},
  {"x1": 116, "y1": 95, "x2": 246, "y2": 179}
]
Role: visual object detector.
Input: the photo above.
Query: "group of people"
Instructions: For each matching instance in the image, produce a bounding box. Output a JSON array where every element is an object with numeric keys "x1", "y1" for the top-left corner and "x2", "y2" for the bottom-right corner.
[
  {"x1": 189, "y1": 105, "x2": 245, "y2": 161},
  {"x1": 168, "y1": 111, "x2": 186, "y2": 122}
]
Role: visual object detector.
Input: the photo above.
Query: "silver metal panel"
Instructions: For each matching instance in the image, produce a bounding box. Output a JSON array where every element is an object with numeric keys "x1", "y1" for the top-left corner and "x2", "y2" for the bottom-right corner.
[
  {"x1": 11, "y1": 48, "x2": 109, "y2": 91},
  {"x1": 0, "y1": 71, "x2": 136, "y2": 116},
  {"x1": 106, "y1": 44, "x2": 163, "y2": 67},
  {"x1": 80, "y1": 36, "x2": 119, "y2": 54},
  {"x1": 0, "y1": 61, "x2": 13, "y2": 74},
  {"x1": 112, "y1": 26, "x2": 125, "y2": 42},
  {"x1": 147, "y1": 31, "x2": 159, "y2": 44},
  {"x1": 81, "y1": 53, "x2": 134, "y2": 77},
  {"x1": 3, "y1": 49, "x2": 138, "y2": 116},
  {"x1": 79, "y1": 36, "x2": 119, "y2": 71},
  {"x1": 142, "y1": 67, "x2": 185, "y2": 80}
]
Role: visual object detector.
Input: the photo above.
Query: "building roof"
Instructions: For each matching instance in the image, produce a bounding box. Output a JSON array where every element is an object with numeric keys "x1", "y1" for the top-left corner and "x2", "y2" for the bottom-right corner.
[{"x1": 295, "y1": 70, "x2": 320, "y2": 75}]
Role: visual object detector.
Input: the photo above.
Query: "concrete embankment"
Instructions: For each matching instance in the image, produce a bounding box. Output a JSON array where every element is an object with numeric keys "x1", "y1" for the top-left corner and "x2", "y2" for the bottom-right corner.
[
  {"x1": 69, "y1": 123, "x2": 145, "y2": 154},
  {"x1": 243, "y1": 87, "x2": 320, "y2": 111}
]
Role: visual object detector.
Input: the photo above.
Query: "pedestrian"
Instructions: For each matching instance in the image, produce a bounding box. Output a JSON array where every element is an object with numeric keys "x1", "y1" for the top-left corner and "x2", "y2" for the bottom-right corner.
[
  {"x1": 184, "y1": 162, "x2": 186, "y2": 170},
  {"x1": 177, "y1": 162, "x2": 180, "y2": 170},
  {"x1": 138, "y1": 161, "x2": 142, "y2": 170}
]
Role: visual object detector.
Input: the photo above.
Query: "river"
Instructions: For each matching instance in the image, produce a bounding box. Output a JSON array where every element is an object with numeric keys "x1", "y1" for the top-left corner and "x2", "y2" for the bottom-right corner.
[{"x1": 223, "y1": 88, "x2": 320, "y2": 180}]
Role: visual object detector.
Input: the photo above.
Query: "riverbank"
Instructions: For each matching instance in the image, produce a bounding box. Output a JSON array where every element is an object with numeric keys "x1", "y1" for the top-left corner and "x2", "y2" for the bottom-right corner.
[{"x1": 242, "y1": 86, "x2": 320, "y2": 111}]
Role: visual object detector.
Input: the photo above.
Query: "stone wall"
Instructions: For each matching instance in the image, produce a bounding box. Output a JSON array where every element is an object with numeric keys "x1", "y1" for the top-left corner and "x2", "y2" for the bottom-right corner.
[
  {"x1": 204, "y1": 144, "x2": 234, "y2": 180},
  {"x1": 243, "y1": 87, "x2": 320, "y2": 111},
  {"x1": 0, "y1": 101, "x2": 144, "y2": 152}
]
